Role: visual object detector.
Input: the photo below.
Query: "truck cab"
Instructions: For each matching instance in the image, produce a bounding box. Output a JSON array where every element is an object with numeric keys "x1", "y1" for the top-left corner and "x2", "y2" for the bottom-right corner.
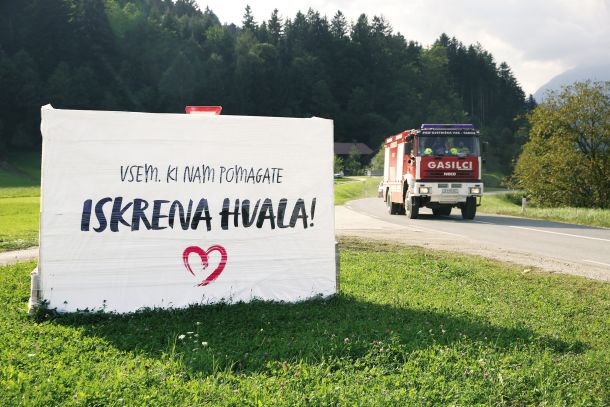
[{"x1": 383, "y1": 124, "x2": 483, "y2": 219}]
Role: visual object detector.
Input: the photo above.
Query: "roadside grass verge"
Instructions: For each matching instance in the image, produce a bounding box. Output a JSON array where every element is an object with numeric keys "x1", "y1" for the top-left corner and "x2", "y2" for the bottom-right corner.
[
  {"x1": 0, "y1": 151, "x2": 41, "y2": 251},
  {"x1": 480, "y1": 193, "x2": 610, "y2": 228},
  {"x1": 334, "y1": 177, "x2": 381, "y2": 205},
  {"x1": 1, "y1": 238, "x2": 608, "y2": 405}
]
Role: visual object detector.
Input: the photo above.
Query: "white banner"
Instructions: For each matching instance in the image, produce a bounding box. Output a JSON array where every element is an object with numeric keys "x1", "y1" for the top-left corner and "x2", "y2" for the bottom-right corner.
[{"x1": 38, "y1": 107, "x2": 336, "y2": 313}]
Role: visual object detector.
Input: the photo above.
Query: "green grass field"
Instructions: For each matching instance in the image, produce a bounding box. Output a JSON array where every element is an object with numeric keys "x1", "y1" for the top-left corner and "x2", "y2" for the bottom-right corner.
[
  {"x1": 1, "y1": 238, "x2": 608, "y2": 405},
  {"x1": 0, "y1": 151, "x2": 41, "y2": 251},
  {"x1": 480, "y1": 193, "x2": 610, "y2": 228},
  {"x1": 0, "y1": 194, "x2": 39, "y2": 251}
]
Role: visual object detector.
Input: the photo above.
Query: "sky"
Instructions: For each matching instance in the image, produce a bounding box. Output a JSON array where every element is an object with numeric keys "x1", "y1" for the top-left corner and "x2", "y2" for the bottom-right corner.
[{"x1": 195, "y1": 0, "x2": 610, "y2": 95}]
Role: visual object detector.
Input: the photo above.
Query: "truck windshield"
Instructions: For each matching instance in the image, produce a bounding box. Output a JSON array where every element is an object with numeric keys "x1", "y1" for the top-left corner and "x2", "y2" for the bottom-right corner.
[{"x1": 418, "y1": 136, "x2": 480, "y2": 157}]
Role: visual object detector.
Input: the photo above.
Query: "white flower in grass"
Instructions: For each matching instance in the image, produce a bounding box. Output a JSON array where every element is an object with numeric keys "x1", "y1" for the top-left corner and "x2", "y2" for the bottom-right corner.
[
  {"x1": 178, "y1": 334, "x2": 186, "y2": 340},
  {"x1": 202, "y1": 342, "x2": 208, "y2": 347}
]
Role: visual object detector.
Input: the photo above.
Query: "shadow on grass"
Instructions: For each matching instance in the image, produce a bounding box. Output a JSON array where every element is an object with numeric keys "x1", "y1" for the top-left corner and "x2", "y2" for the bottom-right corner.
[{"x1": 44, "y1": 294, "x2": 587, "y2": 375}]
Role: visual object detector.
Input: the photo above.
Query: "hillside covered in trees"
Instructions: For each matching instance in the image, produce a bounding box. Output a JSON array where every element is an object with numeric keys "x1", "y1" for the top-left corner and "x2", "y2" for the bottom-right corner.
[{"x1": 0, "y1": 0, "x2": 530, "y2": 172}]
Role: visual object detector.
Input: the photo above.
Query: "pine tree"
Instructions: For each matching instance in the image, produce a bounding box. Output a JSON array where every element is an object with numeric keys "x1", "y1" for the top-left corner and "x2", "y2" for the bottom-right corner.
[
  {"x1": 330, "y1": 11, "x2": 347, "y2": 38},
  {"x1": 268, "y1": 9, "x2": 282, "y2": 44},
  {"x1": 242, "y1": 5, "x2": 256, "y2": 32}
]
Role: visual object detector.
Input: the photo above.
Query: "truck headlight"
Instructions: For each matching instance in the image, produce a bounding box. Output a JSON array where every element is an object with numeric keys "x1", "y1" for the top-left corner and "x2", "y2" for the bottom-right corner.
[
  {"x1": 469, "y1": 187, "x2": 481, "y2": 194},
  {"x1": 419, "y1": 186, "x2": 430, "y2": 194}
]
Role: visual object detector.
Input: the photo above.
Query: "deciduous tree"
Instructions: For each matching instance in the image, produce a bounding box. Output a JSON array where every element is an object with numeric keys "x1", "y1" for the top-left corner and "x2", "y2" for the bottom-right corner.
[{"x1": 514, "y1": 81, "x2": 610, "y2": 208}]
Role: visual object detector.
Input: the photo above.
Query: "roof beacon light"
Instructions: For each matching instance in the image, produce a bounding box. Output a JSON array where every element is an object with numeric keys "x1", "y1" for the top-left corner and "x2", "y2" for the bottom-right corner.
[
  {"x1": 421, "y1": 124, "x2": 474, "y2": 129},
  {"x1": 185, "y1": 106, "x2": 222, "y2": 115}
]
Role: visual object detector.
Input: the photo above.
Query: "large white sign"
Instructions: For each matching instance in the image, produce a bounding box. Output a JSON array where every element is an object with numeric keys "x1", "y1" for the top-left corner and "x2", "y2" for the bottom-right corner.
[{"x1": 38, "y1": 106, "x2": 336, "y2": 313}]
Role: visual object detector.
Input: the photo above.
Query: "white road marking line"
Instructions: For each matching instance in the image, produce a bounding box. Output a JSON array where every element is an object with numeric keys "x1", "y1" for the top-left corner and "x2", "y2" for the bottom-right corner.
[
  {"x1": 508, "y1": 226, "x2": 610, "y2": 242},
  {"x1": 473, "y1": 220, "x2": 493, "y2": 225},
  {"x1": 583, "y1": 259, "x2": 610, "y2": 267}
]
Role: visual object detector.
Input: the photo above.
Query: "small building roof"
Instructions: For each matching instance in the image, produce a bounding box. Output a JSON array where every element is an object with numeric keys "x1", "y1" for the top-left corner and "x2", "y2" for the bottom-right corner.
[{"x1": 334, "y1": 142, "x2": 374, "y2": 155}]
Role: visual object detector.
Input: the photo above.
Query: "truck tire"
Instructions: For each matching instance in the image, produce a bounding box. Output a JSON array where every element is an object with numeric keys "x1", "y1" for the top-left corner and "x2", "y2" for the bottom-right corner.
[
  {"x1": 461, "y1": 197, "x2": 476, "y2": 220},
  {"x1": 406, "y1": 196, "x2": 419, "y2": 219},
  {"x1": 387, "y1": 194, "x2": 400, "y2": 215},
  {"x1": 432, "y1": 206, "x2": 452, "y2": 216}
]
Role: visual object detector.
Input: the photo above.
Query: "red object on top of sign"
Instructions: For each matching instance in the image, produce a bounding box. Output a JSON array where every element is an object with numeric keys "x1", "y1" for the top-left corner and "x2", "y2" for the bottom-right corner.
[{"x1": 185, "y1": 106, "x2": 222, "y2": 115}]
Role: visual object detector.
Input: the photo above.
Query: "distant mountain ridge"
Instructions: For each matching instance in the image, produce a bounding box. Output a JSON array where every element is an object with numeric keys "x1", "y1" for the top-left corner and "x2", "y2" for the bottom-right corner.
[{"x1": 534, "y1": 64, "x2": 610, "y2": 101}]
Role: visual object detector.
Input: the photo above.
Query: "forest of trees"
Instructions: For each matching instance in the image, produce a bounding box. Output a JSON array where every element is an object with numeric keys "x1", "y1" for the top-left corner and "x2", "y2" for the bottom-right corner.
[{"x1": 0, "y1": 0, "x2": 530, "y2": 173}]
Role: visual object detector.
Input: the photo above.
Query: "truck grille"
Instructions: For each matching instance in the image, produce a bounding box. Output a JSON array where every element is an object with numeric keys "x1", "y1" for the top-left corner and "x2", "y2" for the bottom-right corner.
[
  {"x1": 451, "y1": 183, "x2": 462, "y2": 188},
  {"x1": 438, "y1": 183, "x2": 448, "y2": 188}
]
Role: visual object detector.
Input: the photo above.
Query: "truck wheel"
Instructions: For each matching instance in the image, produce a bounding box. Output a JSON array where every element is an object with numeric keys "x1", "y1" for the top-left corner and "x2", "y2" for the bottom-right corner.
[
  {"x1": 406, "y1": 196, "x2": 419, "y2": 219},
  {"x1": 432, "y1": 206, "x2": 452, "y2": 216},
  {"x1": 461, "y1": 197, "x2": 476, "y2": 220},
  {"x1": 387, "y1": 194, "x2": 400, "y2": 215}
]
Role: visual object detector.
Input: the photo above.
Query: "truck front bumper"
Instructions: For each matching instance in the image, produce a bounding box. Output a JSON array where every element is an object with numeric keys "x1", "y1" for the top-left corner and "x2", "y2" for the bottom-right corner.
[{"x1": 411, "y1": 181, "x2": 483, "y2": 204}]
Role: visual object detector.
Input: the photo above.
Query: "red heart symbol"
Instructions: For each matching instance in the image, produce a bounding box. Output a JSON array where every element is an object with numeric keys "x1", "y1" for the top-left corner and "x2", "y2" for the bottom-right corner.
[{"x1": 182, "y1": 245, "x2": 228, "y2": 287}]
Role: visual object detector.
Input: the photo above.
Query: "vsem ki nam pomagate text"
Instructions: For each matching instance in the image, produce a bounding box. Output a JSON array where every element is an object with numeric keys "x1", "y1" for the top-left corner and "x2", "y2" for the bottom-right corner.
[{"x1": 120, "y1": 163, "x2": 284, "y2": 184}]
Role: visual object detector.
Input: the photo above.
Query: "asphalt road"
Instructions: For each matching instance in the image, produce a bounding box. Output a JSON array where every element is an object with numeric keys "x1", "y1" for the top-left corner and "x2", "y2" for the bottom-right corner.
[{"x1": 338, "y1": 198, "x2": 610, "y2": 281}]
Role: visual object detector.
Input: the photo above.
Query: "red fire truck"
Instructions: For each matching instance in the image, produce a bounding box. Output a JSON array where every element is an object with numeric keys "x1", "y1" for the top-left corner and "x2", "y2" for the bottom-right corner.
[{"x1": 382, "y1": 124, "x2": 483, "y2": 219}]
